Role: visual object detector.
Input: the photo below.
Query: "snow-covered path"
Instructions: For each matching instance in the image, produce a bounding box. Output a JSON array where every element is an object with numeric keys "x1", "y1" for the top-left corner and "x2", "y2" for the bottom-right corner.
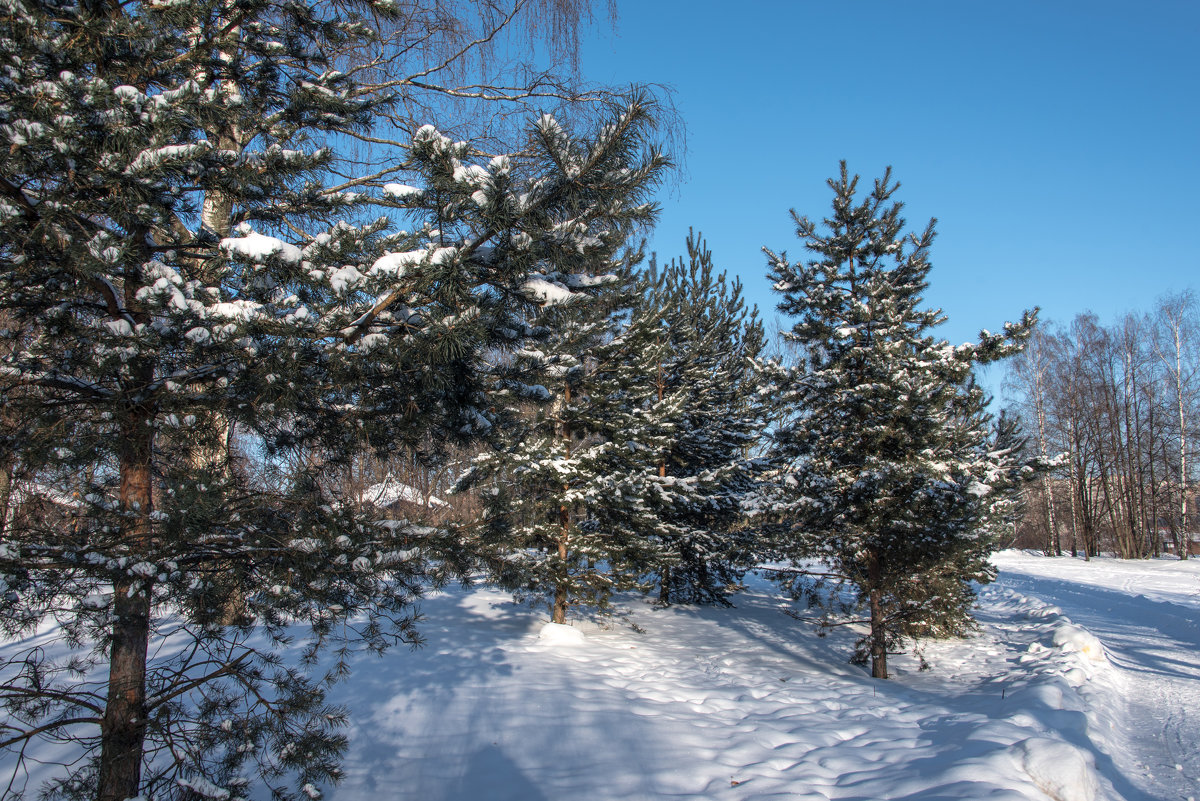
[{"x1": 994, "y1": 553, "x2": 1200, "y2": 801}]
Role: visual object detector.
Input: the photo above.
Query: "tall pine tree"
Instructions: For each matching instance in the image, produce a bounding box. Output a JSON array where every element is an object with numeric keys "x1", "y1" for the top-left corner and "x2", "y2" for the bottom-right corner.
[{"x1": 761, "y1": 163, "x2": 1035, "y2": 679}]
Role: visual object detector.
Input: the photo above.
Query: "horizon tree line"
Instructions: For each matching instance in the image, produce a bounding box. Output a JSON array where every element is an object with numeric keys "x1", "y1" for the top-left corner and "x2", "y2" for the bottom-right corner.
[{"x1": 1005, "y1": 294, "x2": 1200, "y2": 560}]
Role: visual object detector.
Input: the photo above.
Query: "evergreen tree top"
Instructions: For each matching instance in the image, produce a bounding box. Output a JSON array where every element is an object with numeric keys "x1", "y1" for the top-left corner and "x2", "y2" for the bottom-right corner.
[{"x1": 767, "y1": 161, "x2": 1035, "y2": 378}]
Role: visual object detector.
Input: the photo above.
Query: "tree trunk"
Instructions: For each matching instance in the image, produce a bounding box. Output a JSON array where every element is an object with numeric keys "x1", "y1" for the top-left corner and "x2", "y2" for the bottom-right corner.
[
  {"x1": 553, "y1": 381, "x2": 572, "y2": 625},
  {"x1": 98, "y1": 411, "x2": 154, "y2": 801},
  {"x1": 1032, "y1": 359, "x2": 1059, "y2": 555},
  {"x1": 1073, "y1": 451, "x2": 1092, "y2": 561},
  {"x1": 552, "y1": 571, "x2": 568, "y2": 624},
  {"x1": 1147, "y1": 399, "x2": 1160, "y2": 557},
  {"x1": 867, "y1": 552, "x2": 888, "y2": 680},
  {"x1": 0, "y1": 459, "x2": 13, "y2": 538},
  {"x1": 1177, "y1": 339, "x2": 1190, "y2": 560}
]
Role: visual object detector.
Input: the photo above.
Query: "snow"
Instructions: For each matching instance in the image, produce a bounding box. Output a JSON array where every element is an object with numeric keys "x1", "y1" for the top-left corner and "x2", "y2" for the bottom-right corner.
[
  {"x1": 177, "y1": 776, "x2": 233, "y2": 800},
  {"x1": 219, "y1": 230, "x2": 303, "y2": 266},
  {"x1": 537, "y1": 621, "x2": 586, "y2": 645},
  {"x1": 1015, "y1": 738, "x2": 1101, "y2": 801},
  {"x1": 1052, "y1": 624, "x2": 1106, "y2": 662},
  {"x1": 126, "y1": 142, "x2": 210, "y2": 172},
  {"x1": 364, "y1": 478, "x2": 448, "y2": 509},
  {"x1": 5, "y1": 552, "x2": 1198, "y2": 800},
  {"x1": 322, "y1": 553, "x2": 1199, "y2": 801},
  {"x1": 369, "y1": 250, "x2": 424, "y2": 278},
  {"x1": 994, "y1": 550, "x2": 1200, "y2": 801},
  {"x1": 452, "y1": 161, "x2": 489, "y2": 187},
  {"x1": 521, "y1": 277, "x2": 576, "y2": 306},
  {"x1": 330, "y1": 265, "x2": 365, "y2": 294},
  {"x1": 382, "y1": 183, "x2": 422, "y2": 199}
]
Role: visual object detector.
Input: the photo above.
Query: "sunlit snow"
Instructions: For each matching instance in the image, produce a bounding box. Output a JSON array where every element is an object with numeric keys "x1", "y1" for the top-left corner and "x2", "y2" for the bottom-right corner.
[{"x1": 4, "y1": 552, "x2": 1198, "y2": 800}]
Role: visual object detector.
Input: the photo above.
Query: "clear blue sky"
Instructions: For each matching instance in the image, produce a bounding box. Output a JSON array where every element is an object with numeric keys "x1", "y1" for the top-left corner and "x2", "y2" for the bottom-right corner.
[{"x1": 577, "y1": 1, "x2": 1200, "y2": 400}]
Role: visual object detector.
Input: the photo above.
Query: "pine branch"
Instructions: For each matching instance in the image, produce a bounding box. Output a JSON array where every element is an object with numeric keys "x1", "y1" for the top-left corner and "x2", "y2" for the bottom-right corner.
[{"x1": 0, "y1": 716, "x2": 104, "y2": 750}]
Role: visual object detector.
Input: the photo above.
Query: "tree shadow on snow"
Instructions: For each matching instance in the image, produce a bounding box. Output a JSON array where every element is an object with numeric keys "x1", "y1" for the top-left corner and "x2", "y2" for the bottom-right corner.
[{"x1": 997, "y1": 573, "x2": 1200, "y2": 682}]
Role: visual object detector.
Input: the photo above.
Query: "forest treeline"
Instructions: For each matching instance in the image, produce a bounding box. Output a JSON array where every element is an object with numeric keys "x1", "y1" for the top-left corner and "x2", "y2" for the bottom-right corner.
[{"x1": 1005, "y1": 296, "x2": 1200, "y2": 560}]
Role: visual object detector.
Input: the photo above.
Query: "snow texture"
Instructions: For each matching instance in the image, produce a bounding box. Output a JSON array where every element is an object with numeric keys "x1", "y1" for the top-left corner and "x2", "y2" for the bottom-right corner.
[
  {"x1": 994, "y1": 551, "x2": 1200, "y2": 801},
  {"x1": 521, "y1": 277, "x2": 577, "y2": 306},
  {"x1": 1014, "y1": 738, "x2": 1100, "y2": 801},
  {"x1": 382, "y1": 183, "x2": 422, "y2": 199},
  {"x1": 5, "y1": 551, "x2": 1198, "y2": 800},
  {"x1": 537, "y1": 622, "x2": 586, "y2": 645}
]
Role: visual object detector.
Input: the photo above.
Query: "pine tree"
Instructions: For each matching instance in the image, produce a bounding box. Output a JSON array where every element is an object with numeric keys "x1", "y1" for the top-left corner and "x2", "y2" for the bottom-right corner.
[
  {"x1": 457, "y1": 254, "x2": 671, "y2": 625},
  {"x1": 640, "y1": 232, "x2": 768, "y2": 605},
  {"x1": 974, "y1": 408, "x2": 1036, "y2": 548},
  {"x1": 0, "y1": 0, "x2": 667, "y2": 793},
  {"x1": 761, "y1": 163, "x2": 1035, "y2": 679},
  {"x1": 454, "y1": 98, "x2": 673, "y2": 624},
  {"x1": 462, "y1": 230, "x2": 768, "y2": 620}
]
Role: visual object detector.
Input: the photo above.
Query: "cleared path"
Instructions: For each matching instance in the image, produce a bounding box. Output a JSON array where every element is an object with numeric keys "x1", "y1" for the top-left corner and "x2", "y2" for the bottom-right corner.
[{"x1": 995, "y1": 554, "x2": 1200, "y2": 801}]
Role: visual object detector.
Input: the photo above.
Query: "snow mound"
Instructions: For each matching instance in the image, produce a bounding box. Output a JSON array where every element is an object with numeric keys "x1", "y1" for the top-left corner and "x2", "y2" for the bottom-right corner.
[
  {"x1": 538, "y1": 622, "x2": 586, "y2": 645},
  {"x1": 1052, "y1": 624, "x2": 1106, "y2": 663},
  {"x1": 1013, "y1": 737, "x2": 1100, "y2": 801}
]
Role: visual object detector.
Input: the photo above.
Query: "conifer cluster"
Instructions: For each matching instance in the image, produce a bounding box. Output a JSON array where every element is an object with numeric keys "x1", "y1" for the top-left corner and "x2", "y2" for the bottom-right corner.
[{"x1": 0, "y1": 0, "x2": 1038, "y2": 790}]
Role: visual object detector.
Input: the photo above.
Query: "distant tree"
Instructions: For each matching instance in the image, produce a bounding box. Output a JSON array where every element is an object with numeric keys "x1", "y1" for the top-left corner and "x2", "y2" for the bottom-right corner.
[
  {"x1": 1151, "y1": 290, "x2": 1200, "y2": 560},
  {"x1": 761, "y1": 163, "x2": 1035, "y2": 679},
  {"x1": 1005, "y1": 329, "x2": 1064, "y2": 555},
  {"x1": 1005, "y1": 301, "x2": 1200, "y2": 561}
]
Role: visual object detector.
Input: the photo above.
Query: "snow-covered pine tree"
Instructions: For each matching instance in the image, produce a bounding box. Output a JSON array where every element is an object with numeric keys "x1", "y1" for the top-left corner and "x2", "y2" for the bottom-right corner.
[
  {"x1": 0, "y1": 0, "x2": 667, "y2": 793},
  {"x1": 973, "y1": 408, "x2": 1037, "y2": 551},
  {"x1": 462, "y1": 230, "x2": 767, "y2": 621},
  {"x1": 761, "y1": 163, "x2": 1036, "y2": 679},
  {"x1": 639, "y1": 232, "x2": 768, "y2": 605},
  {"x1": 456, "y1": 108, "x2": 671, "y2": 623},
  {"x1": 459, "y1": 270, "x2": 663, "y2": 626}
]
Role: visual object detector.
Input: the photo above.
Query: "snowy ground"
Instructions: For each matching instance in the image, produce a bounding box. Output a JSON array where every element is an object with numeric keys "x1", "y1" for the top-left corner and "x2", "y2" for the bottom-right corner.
[
  {"x1": 323, "y1": 552, "x2": 1198, "y2": 801},
  {"x1": 3, "y1": 552, "x2": 1198, "y2": 800},
  {"x1": 993, "y1": 551, "x2": 1200, "y2": 801}
]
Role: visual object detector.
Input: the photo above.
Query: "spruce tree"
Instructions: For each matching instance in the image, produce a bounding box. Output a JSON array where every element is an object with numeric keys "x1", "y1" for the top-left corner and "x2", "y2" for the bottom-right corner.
[
  {"x1": 761, "y1": 163, "x2": 1035, "y2": 679},
  {"x1": 0, "y1": 0, "x2": 668, "y2": 793}
]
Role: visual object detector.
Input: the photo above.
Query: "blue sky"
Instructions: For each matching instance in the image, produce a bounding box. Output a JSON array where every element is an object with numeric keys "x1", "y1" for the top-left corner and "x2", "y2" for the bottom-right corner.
[{"x1": 577, "y1": 1, "x2": 1199, "y2": 399}]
